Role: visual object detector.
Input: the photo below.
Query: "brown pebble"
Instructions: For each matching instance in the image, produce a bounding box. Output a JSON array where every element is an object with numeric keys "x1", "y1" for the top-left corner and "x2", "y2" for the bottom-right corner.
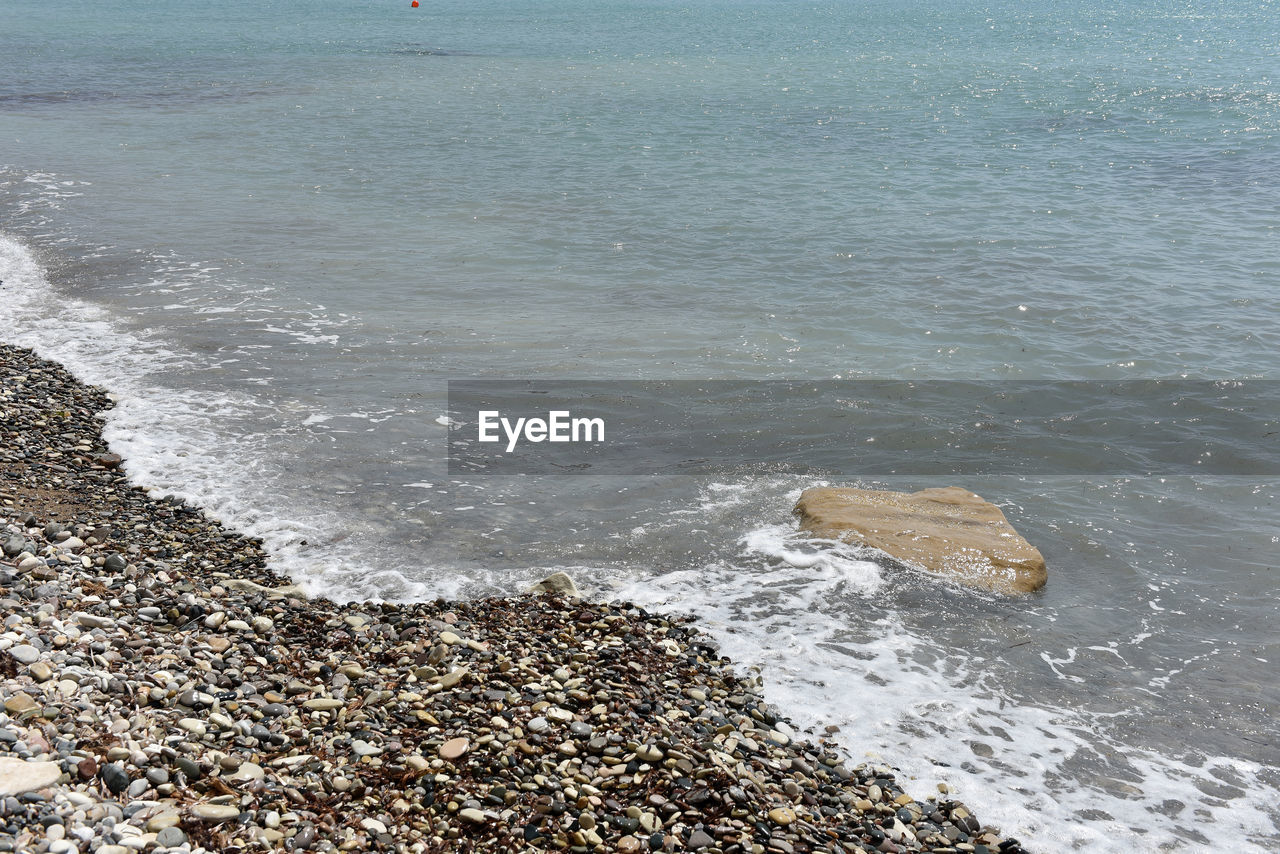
[{"x1": 439, "y1": 737, "x2": 470, "y2": 760}]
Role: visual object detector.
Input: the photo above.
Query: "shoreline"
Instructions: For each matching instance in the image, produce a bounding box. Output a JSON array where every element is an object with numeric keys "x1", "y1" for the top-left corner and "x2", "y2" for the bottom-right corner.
[{"x1": 0, "y1": 342, "x2": 1022, "y2": 854}]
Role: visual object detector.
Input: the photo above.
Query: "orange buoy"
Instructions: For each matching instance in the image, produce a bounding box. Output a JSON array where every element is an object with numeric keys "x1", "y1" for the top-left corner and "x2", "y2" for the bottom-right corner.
[{"x1": 411, "y1": 1, "x2": 418, "y2": 6}]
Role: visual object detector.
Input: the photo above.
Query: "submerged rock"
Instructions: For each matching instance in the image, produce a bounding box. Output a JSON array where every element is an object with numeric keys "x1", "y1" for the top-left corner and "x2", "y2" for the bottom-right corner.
[
  {"x1": 794, "y1": 486, "x2": 1047, "y2": 594},
  {"x1": 527, "y1": 570, "x2": 580, "y2": 598}
]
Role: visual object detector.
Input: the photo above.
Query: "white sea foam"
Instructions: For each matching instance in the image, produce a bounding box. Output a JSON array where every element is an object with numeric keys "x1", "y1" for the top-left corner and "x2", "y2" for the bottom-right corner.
[{"x1": 0, "y1": 231, "x2": 386, "y2": 594}]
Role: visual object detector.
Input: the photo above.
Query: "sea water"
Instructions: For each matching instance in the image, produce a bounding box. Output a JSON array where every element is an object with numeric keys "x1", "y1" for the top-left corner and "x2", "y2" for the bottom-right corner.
[{"x1": 2, "y1": 0, "x2": 1278, "y2": 849}]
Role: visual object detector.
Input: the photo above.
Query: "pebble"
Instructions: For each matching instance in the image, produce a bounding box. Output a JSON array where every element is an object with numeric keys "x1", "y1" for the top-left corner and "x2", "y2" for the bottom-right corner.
[
  {"x1": 100, "y1": 764, "x2": 130, "y2": 795},
  {"x1": 351, "y1": 739, "x2": 381, "y2": 757},
  {"x1": 0, "y1": 758, "x2": 62, "y2": 796},
  {"x1": 177, "y1": 718, "x2": 206, "y2": 737},
  {"x1": 302, "y1": 698, "x2": 345, "y2": 710},
  {"x1": 768, "y1": 807, "x2": 796, "y2": 826},
  {"x1": 636, "y1": 744, "x2": 664, "y2": 762},
  {"x1": 546, "y1": 706, "x2": 574, "y2": 723},
  {"x1": 688, "y1": 828, "x2": 715, "y2": 849},
  {"x1": 439, "y1": 737, "x2": 470, "y2": 760},
  {"x1": 7, "y1": 644, "x2": 39, "y2": 665},
  {"x1": 155, "y1": 827, "x2": 185, "y2": 847},
  {"x1": 73, "y1": 613, "x2": 113, "y2": 629},
  {"x1": 190, "y1": 803, "x2": 239, "y2": 822}
]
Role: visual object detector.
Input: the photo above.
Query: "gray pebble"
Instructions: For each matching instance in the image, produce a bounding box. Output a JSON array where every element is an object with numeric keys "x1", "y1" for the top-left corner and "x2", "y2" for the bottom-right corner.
[{"x1": 155, "y1": 827, "x2": 186, "y2": 847}]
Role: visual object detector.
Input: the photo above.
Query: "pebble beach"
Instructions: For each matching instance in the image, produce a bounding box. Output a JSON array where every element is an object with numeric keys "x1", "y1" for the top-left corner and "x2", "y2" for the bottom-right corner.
[{"x1": 0, "y1": 342, "x2": 1024, "y2": 854}]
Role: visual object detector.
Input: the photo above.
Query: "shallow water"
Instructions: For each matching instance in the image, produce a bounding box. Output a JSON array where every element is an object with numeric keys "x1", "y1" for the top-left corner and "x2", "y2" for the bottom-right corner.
[{"x1": 2, "y1": 0, "x2": 1279, "y2": 849}]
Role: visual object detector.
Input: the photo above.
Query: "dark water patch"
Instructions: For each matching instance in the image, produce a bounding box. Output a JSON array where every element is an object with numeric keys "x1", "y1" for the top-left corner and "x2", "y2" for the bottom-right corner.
[
  {"x1": 0, "y1": 90, "x2": 119, "y2": 108},
  {"x1": 390, "y1": 45, "x2": 483, "y2": 57},
  {"x1": 0, "y1": 84, "x2": 290, "y2": 113}
]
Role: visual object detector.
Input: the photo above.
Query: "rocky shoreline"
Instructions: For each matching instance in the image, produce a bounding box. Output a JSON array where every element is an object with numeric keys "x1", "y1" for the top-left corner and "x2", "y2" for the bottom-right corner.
[{"x1": 0, "y1": 342, "x2": 1024, "y2": 854}]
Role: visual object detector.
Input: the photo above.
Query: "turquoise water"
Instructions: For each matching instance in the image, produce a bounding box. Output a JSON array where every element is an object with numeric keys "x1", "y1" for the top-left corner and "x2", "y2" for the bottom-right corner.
[{"x1": 3, "y1": 1, "x2": 1279, "y2": 850}]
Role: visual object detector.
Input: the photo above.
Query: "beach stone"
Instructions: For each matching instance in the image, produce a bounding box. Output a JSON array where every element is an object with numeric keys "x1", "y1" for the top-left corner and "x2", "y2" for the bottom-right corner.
[
  {"x1": 436, "y1": 665, "x2": 468, "y2": 688},
  {"x1": 458, "y1": 807, "x2": 487, "y2": 824},
  {"x1": 178, "y1": 718, "x2": 207, "y2": 737},
  {"x1": 93, "y1": 452, "x2": 123, "y2": 469},
  {"x1": 688, "y1": 828, "x2": 715, "y2": 849},
  {"x1": 303, "y1": 698, "x2": 345, "y2": 711},
  {"x1": 351, "y1": 739, "x2": 381, "y2": 757},
  {"x1": 636, "y1": 744, "x2": 664, "y2": 762},
  {"x1": 0, "y1": 758, "x2": 61, "y2": 795},
  {"x1": 30, "y1": 661, "x2": 56, "y2": 684},
  {"x1": 527, "y1": 570, "x2": 580, "y2": 598},
  {"x1": 3, "y1": 692, "x2": 39, "y2": 714},
  {"x1": 74, "y1": 612, "x2": 114, "y2": 629},
  {"x1": 794, "y1": 486, "x2": 1047, "y2": 594},
  {"x1": 191, "y1": 803, "x2": 240, "y2": 821},
  {"x1": 768, "y1": 807, "x2": 796, "y2": 826},
  {"x1": 439, "y1": 737, "x2": 470, "y2": 760},
  {"x1": 8, "y1": 644, "x2": 40, "y2": 665},
  {"x1": 221, "y1": 578, "x2": 307, "y2": 599},
  {"x1": 103, "y1": 554, "x2": 128, "y2": 572},
  {"x1": 155, "y1": 827, "x2": 185, "y2": 847},
  {"x1": 224, "y1": 762, "x2": 263, "y2": 783},
  {"x1": 100, "y1": 763, "x2": 130, "y2": 794}
]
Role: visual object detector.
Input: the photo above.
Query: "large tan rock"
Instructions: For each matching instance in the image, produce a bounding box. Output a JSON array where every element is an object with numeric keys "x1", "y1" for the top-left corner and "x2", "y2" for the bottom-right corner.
[
  {"x1": 0, "y1": 757, "x2": 62, "y2": 796},
  {"x1": 794, "y1": 486, "x2": 1047, "y2": 594}
]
